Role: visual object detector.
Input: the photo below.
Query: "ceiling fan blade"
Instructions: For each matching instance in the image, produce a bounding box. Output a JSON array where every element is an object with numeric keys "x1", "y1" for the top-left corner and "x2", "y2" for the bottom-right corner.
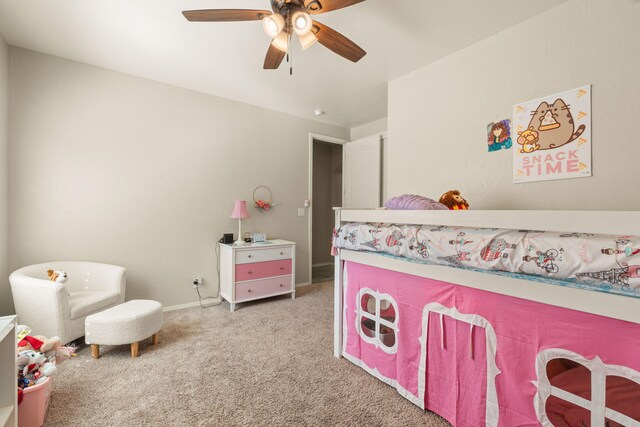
[
  {"x1": 304, "y1": 0, "x2": 365, "y2": 14},
  {"x1": 264, "y1": 43, "x2": 286, "y2": 70},
  {"x1": 182, "y1": 9, "x2": 271, "y2": 22},
  {"x1": 312, "y1": 21, "x2": 366, "y2": 63}
]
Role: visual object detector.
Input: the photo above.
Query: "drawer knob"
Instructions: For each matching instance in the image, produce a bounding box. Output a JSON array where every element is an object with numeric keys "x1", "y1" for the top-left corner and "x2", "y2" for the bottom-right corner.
[
  {"x1": 279, "y1": 284, "x2": 283, "y2": 287},
  {"x1": 248, "y1": 271, "x2": 253, "y2": 275},
  {"x1": 280, "y1": 252, "x2": 284, "y2": 255},
  {"x1": 280, "y1": 267, "x2": 285, "y2": 270},
  {"x1": 248, "y1": 289, "x2": 252, "y2": 293},
  {"x1": 248, "y1": 255, "x2": 252, "y2": 258}
]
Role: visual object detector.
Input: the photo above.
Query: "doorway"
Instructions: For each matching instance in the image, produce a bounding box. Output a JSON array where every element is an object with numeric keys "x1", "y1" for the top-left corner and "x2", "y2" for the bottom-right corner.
[{"x1": 309, "y1": 134, "x2": 347, "y2": 284}]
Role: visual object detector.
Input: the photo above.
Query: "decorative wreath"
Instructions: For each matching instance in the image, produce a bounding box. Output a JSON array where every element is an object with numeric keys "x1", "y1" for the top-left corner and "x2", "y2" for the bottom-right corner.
[{"x1": 253, "y1": 186, "x2": 275, "y2": 212}]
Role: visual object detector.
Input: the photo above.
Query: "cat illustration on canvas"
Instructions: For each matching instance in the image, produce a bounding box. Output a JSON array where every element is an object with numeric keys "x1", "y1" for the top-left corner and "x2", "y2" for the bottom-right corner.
[{"x1": 526, "y1": 98, "x2": 586, "y2": 150}]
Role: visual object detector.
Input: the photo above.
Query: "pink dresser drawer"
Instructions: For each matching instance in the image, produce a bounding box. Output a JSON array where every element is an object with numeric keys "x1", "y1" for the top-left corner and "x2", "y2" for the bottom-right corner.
[
  {"x1": 235, "y1": 276, "x2": 292, "y2": 302},
  {"x1": 235, "y1": 259, "x2": 292, "y2": 282}
]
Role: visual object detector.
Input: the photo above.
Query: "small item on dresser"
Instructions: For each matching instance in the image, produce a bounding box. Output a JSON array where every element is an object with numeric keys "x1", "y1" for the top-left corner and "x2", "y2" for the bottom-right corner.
[
  {"x1": 222, "y1": 233, "x2": 234, "y2": 244},
  {"x1": 384, "y1": 194, "x2": 449, "y2": 210},
  {"x1": 439, "y1": 190, "x2": 469, "y2": 210},
  {"x1": 251, "y1": 232, "x2": 267, "y2": 243}
]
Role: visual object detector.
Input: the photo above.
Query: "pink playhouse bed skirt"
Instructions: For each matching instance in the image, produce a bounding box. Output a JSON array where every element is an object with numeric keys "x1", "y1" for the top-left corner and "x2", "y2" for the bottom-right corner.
[{"x1": 342, "y1": 261, "x2": 640, "y2": 426}]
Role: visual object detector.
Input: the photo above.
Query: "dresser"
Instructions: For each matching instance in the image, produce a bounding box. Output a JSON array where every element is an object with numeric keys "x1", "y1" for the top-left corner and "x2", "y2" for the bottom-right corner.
[{"x1": 219, "y1": 239, "x2": 296, "y2": 312}]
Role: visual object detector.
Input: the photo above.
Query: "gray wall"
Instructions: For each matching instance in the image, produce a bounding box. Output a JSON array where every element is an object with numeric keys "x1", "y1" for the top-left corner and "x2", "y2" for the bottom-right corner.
[
  {"x1": 312, "y1": 141, "x2": 342, "y2": 266},
  {"x1": 351, "y1": 117, "x2": 387, "y2": 141},
  {"x1": 388, "y1": 0, "x2": 640, "y2": 210},
  {"x1": 0, "y1": 36, "x2": 9, "y2": 315},
  {"x1": 7, "y1": 48, "x2": 349, "y2": 310}
]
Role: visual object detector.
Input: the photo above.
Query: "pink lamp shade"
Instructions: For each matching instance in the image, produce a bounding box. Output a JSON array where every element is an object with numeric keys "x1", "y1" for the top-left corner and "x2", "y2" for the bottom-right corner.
[{"x1": 230, "y1": 200, "x2": 250, "y2": 219}]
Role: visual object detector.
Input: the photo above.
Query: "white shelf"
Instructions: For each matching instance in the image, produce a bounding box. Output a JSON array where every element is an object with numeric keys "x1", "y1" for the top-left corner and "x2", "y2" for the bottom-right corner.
[
  {"x1": 0, "y1": 405, "x2": 14, "y2": 426},
  {"x1": 0, "y1": 319, "x2": 13, "y2": 343},
  {"x1": 0, "y1": 315, "x2": 17, "y2": 427}
]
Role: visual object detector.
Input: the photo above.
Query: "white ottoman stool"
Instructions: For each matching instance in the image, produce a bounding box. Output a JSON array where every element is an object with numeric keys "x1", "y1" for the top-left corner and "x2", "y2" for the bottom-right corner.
[{"x1": 85, "y1": 299, "x2": 163, "y2": 359}]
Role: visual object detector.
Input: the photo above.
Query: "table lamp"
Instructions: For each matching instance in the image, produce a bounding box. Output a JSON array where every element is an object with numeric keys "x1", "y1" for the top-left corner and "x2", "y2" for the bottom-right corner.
[{"x1": 230, "y1": 200, "x2": 250, "y2": 245}]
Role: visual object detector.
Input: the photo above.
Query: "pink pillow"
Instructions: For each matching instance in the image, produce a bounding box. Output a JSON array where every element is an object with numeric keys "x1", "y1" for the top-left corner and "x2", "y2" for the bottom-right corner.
[{"x1": 384, "y1": 194, "x2": 448, "y2": 210}]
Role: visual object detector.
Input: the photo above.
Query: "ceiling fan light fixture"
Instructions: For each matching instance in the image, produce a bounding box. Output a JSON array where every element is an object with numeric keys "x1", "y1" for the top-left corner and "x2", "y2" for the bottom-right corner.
[
  {"x1": 291, "y1": 11, "x2": 312, "y2": 36},
  {"x1": 299, "y1": 31, "x2": 318, "y2": 50},
  {"x1": 262, "y1": 14, "x2": 285, "y2": 38},
  {"x1": 271, "y1": 31, "x2": 289, "y2": 53}
]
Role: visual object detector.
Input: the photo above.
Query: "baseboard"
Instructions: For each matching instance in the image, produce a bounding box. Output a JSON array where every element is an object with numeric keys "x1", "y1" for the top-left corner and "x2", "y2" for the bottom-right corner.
[
  {"x1": 163, "y1": 298, "x2": 222, "y2": 312},
  {"x1": 312, "y1": 262, "x2": 333, "y2": 268},
  {"x1": 163, "y1": 284, "x2": 325, "y2": 310}
]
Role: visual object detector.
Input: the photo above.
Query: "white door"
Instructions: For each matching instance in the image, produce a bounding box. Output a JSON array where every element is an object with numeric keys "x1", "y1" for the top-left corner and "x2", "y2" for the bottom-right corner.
[{"x1": 343, "y1": 135, "x2": 382, "y2": 208}]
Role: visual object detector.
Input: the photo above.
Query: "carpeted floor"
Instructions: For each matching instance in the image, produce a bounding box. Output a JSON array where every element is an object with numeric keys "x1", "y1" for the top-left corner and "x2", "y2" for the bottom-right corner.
[{"x1": 45, "y1": 282, "x2": 451, "y2": 426}]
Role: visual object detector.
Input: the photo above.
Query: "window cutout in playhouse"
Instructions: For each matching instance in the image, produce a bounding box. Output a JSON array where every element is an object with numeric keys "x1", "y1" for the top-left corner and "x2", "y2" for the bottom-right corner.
[
  {"x1": 377, "y1": 320, "x2": 396, "y2": 348},
  {"x1": 606, "y1": 417, "x2": 625, "y2": 427},
  {"x1": 361, "y1": 293, "x2": 375, "y2": 315},
  {"x1": 356, "y1": 289, "x2": 399, "y2": 354},
  {"x1": 545, "y1": 395, "x2": 591, "y2": 427},
  {"x1": 379, "y1": 298, "x2": 396, "y2": 348},
  {"x1": 380, "y1": 298, "x2": 396, "y2": 321},
  {"x1": 536, "y1": 350, "x2": 640, "y2": 427},
  {"x1": 605, "y1": 376, "x2": 640, "y2": 423},
  {"x1": 546, "y1": 358, "x2": 592, "y2": 400}
]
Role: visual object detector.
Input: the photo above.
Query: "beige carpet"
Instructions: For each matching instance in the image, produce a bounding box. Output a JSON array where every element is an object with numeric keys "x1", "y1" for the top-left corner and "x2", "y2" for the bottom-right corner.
[{"x1": 45, "y1": 282, "x2": 451, "y2": 426}]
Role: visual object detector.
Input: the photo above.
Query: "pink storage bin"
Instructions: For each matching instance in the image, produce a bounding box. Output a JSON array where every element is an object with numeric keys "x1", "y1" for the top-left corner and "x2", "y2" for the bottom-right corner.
[{"x1": 18, "y1": 377, "x2": 52, "y2": 427}]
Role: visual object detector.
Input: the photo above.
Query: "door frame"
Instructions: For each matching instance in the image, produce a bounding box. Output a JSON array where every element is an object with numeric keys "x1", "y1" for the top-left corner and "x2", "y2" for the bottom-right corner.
[{"x1": 308, "y1": 132, "x2": 350, "y2": 285}]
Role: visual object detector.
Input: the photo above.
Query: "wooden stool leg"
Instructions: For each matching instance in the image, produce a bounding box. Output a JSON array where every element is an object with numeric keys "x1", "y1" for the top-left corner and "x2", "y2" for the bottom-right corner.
[
  {"x1": 131, "y1": 342, "x2": 139, "y2": 358},
  {"x1": 91, "y1": 344, "x2": 100, "y2": 359},
  {"x1": 152, "y1": 333, "x2": 159, "y2": 346}
]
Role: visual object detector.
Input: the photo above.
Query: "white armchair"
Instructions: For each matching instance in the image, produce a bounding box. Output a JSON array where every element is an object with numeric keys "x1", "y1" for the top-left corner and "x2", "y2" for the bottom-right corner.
[{"x1": 10, "y1": 261, "x2": 126, "y2": 344}]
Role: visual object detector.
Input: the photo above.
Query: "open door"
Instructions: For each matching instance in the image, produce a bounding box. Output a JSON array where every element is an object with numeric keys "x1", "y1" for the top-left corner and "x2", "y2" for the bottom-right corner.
[{"x1": 343, "y1": 135, "x2": 382, "y2": 208}]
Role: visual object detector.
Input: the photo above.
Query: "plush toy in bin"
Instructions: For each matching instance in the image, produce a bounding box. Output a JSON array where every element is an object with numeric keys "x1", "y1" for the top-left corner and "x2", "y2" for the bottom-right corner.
[
  {"x1": 439, "y1": 190, "x2": 470, "y2": 210},
  {"x1": 16, "y1": 327, "x2": 76, "y2": 390},
  {"x1": 15, "y1": 326, "x2": 75, "y2": 427},
  {"x1": 18, "y1": 334, "x2": 75, "y2": 365},
  {"x1": 16, "y1": 350, "x2": 56, "y2": 386}
]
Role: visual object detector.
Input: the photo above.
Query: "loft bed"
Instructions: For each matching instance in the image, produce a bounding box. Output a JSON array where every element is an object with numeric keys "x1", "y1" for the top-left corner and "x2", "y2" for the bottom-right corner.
[{"x1": 332, "y1": 209, "x2": 640, "y2": 427}]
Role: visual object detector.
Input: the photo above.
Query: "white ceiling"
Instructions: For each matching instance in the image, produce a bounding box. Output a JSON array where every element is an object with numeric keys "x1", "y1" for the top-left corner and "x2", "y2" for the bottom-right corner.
[{"x1": 0, "y1": 0, "x2": 566, "y2": 128}]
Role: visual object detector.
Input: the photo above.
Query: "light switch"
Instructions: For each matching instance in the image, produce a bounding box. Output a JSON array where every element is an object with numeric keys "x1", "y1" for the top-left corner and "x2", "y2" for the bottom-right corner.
[{"x1": 298, "y1": 208, "x2": 306, "y2": 217}]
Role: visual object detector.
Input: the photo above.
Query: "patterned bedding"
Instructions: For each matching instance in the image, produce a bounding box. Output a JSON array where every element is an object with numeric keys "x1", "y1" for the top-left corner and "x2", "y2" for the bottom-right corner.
[{"x1": 333, "y1": 223, "x2": 640, "y2": 298}]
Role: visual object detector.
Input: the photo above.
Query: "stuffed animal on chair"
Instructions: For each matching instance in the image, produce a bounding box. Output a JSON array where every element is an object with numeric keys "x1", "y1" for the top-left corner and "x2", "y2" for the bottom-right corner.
[
  {"x1": 47, "y1": 269, "x2": 68, "y2": 283},
  {"x1": 439, "y1": 190, "x2": 470, "y2": 210}
]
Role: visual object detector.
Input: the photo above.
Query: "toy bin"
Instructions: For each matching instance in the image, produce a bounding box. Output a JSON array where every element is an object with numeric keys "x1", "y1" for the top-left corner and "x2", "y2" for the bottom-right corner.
[{"x1": 18, "y1": 377, "x2": 51, "y2": 427}]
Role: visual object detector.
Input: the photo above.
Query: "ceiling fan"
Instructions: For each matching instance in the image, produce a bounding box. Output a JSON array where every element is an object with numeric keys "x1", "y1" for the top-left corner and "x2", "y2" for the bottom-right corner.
[{"x1": 182, "y1": 0, "x2": 366, "y2": 71}]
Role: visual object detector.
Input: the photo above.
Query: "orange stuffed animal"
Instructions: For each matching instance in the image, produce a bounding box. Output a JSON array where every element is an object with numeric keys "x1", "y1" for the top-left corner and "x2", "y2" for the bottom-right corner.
[{"x1": 439, "y1": 190, "x2": 469, "y2": 210}]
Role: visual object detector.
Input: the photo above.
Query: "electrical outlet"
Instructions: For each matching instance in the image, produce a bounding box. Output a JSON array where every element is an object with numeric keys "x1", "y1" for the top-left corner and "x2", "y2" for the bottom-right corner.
[
  {"x1": 298, "y1": 208, "x2": 305, "y2": 217},
  {"x1": 192, "y1": 277, "x2": 202, "y2": 288}
]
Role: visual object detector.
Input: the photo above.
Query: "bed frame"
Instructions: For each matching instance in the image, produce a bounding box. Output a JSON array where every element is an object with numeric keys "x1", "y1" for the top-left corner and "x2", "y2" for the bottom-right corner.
[{"x1": 333, "y1": 209, "x2": 640, "y2": 358}]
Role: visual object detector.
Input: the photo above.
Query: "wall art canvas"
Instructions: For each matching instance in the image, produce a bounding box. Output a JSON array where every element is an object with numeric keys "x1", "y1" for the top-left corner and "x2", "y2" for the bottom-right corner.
[
  {"x1": 487, "y1": 119, "x2": 512, "y2": 152},
  {"x1": 513, "y1": 85, "x2": 591, "y2": 183}
]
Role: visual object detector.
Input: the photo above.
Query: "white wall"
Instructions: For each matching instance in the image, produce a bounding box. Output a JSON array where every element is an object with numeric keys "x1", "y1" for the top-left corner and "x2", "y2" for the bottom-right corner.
[
  {"x1": 350, "y1": 117, "x2": 389, "y2": 202},
  {"x1": 388, "y1": 0, "x2": 640, "y2": 210},
  {"x1": 8, "y1": 48, "x2": 349, "y2": 309},
  {"x1": 0, "y1": 35, "x2": 9, "y2": 315},
  {"x1": 351, "y1": 117, "x2": 387, "y2": 141}
]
